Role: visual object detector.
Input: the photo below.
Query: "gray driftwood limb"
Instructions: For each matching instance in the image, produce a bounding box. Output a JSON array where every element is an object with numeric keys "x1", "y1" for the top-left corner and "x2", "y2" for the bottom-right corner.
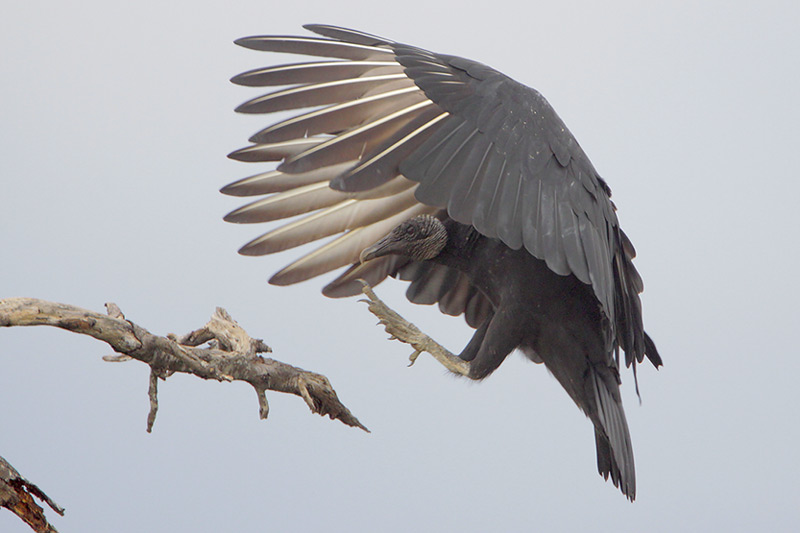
[
  {"x1": 0, "y1": 298, "x2": 368, "y2": 432},
  {"x1": 0, "y1": 455, "x2": 64, "y2": 533}
]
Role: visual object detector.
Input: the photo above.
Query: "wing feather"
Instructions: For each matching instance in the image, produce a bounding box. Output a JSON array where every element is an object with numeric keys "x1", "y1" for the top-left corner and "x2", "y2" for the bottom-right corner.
[
  {"x1": 235, "y1": 35, "x2": 394, "y2": 60},
  {"x1": 269, "y1": 203, "x2": 434, "y2": 285},
  {"x1": 235, "y1": 74, "x2": 413, "y2": 114},
  {"x1": 405, "y1": 263, "x2": 457, "y2": 305},
  {"x1": 228, "y1": 138, "x2": 323, "y2": 162},
  {"x1": 323, "y1": 255, "x2": 411, "y2": 297},
  {"x1": 279, "y1": 100, "x2": 439, "y2": 174},
  {"x1": 220, "y1": 162, "x2": 355, "y2": 197},
  {"x1": 335, "y1": 112, "x2": 449, "y2": 192},
  {"x1": 250, "y1": 87, "x2": 424, "y2": 143},
  {"x1": 224, "y1": 182, "x2": 345, "y2": 225},
  {"x1": 232, "y1": 60, "x2": 402, "y2": 87},
  {"x1": 237, "y1": 187, "x2": 418, "y2": 255},
  {"x1": 445, "y1": 136, "x2": 493, "y2": 224}
]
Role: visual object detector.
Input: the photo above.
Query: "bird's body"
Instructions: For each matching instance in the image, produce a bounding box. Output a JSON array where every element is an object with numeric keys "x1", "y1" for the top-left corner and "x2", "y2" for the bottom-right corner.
[
  {"x1": 225, "y1": 25, "x2": 661, "y2": 500},
  {"x1": 432, "y1": 218, "x2": 612, "y2": 379},
  {"x1": 360, "y1": 214, "x2": 637, "y2": 495}
]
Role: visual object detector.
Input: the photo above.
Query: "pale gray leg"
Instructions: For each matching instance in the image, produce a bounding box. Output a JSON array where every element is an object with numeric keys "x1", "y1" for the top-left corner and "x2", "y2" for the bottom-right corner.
[{"x1": 359, "y1": 282, "x2": 471, "y2": 377}]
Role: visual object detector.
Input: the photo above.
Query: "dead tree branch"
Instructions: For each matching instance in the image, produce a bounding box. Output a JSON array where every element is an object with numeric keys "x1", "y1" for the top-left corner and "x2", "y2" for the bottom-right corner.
[
  {"x1": 0, "y1": 298, "x2": 367, "y2": 433},
  {"x1": 0, "y1": 455, "x2": 64, "y2": 533}
]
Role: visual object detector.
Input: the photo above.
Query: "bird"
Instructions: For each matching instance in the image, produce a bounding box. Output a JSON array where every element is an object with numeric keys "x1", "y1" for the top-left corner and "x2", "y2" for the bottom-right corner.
[{"x1": 223, "y1": 24, "x2": 662, "y2": 500}]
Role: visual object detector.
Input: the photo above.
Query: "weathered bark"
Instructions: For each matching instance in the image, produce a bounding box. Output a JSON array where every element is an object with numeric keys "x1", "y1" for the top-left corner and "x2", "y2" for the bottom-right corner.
[{"x1": 0, "y1": 455, "x2": 63, "y2": 533}]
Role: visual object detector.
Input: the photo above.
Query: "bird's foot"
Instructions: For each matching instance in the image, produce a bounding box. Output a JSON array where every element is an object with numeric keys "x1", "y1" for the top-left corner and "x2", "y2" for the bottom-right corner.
[{"x1": 359, "y1": 281, "x2": 471, "y2": 377}]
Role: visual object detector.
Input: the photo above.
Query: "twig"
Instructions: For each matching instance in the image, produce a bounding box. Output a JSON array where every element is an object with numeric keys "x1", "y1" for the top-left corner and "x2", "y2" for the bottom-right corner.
[{"x1": 147, "y1": 369, "x2": 159, "y2": 433}]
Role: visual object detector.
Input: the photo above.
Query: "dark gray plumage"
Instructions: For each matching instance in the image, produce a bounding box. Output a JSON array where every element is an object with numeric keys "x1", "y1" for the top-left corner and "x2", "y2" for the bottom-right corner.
[{"x1": 224, "y1": 25, "x2": 661, "y2": 500}]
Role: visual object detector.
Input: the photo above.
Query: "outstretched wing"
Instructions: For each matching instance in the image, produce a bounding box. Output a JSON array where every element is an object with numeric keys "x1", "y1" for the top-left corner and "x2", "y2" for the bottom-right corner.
[{"x1": 224, "y1": 24, "x2": 658, "y2": 368}]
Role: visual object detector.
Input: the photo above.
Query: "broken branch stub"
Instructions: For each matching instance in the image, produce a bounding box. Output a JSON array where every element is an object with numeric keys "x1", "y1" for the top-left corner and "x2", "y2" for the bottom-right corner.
[{"x1": 0, "y1": 455, "x2": 63, "y2": 533}]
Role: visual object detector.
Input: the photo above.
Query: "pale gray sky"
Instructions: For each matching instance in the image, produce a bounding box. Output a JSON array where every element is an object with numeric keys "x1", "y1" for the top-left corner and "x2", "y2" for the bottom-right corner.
[{"x1": 2, "y1": 1, "x2": 799, "y2": 531}]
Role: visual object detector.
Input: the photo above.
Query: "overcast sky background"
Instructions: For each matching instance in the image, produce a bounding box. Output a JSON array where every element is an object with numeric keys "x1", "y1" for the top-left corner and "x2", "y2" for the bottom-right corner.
[{"x1": 2, "y1": 1, "x2": 799, "y2": 531}]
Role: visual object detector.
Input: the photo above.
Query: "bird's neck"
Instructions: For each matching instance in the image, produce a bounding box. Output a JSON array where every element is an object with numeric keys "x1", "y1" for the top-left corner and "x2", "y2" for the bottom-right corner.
[{"x1": 435, "y1": 219, "x2": 482, "y2": 270}]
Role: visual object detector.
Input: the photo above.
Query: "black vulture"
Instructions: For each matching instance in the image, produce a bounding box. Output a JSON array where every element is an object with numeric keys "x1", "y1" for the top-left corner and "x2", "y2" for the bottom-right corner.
[{"x1": 224, "y1": 24, "x2": 662, "y2": 500}]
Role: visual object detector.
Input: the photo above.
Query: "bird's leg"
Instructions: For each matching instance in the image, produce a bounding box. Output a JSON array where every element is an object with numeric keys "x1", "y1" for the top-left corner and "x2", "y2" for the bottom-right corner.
[
  {"x1": 457, "y1": 311, "x2": 494, "y2": 362},
  {"x1": 359, "y1": 281, "x2": 471, "y2": 377}
]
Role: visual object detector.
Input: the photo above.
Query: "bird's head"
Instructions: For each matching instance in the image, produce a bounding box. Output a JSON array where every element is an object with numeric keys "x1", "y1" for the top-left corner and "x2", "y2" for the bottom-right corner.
[{"x1": 360, "y1": 214, "x2": 448, "y2": 263}]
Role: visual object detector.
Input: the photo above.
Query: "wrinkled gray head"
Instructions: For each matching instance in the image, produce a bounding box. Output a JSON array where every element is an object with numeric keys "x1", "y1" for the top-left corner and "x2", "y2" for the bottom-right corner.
[{"x1": 360, "y1": 214, "x2": 448, "y2": 263}]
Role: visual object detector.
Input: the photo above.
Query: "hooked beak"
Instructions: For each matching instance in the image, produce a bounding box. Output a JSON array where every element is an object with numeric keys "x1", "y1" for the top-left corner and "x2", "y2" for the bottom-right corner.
[{"x1": 359, "y1": 233, "x2": 400, "y2": 264}]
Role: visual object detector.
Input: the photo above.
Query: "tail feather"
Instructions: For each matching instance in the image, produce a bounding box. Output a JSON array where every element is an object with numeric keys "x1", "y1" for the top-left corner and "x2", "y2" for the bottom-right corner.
[{"x1": 591, "y1": 369, "x2": 636, "y2": 500}]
